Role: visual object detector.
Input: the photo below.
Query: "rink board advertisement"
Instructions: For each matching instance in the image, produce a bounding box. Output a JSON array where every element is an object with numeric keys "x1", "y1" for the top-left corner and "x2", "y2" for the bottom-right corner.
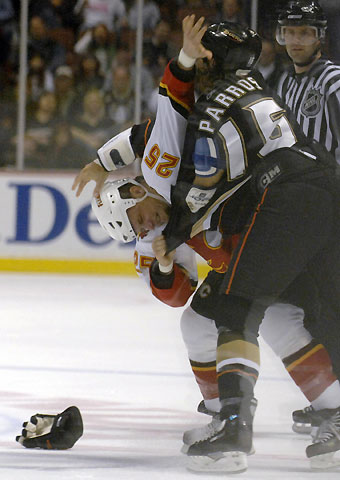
[
  {"x1": 0, "y1": 170, "x2": 136, "y2": 274},
  {"x1": 0, "y1": 170, "x2": 209, "y2": 276}
]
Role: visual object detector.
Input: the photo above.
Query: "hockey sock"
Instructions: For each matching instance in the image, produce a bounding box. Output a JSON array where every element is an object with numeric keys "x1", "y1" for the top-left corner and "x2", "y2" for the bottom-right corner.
[
  {"x1": 217, "y1": 329, "x2": 260, "y2": 412},
  {"x1": 283, "y1": 340, "x2": 338, "y2": 403},
  {"x1": 311, "y1": 380, "x2": 340, "y2": 410},
  {"x1": 189, "y1": 359, "x2": 219, "y2": 402}
]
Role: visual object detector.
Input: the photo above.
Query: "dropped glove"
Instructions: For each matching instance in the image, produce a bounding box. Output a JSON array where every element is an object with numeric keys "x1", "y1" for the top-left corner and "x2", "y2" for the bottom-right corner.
[{"x1": 16, "y1": 406, "x2": 83, "y2": 450}]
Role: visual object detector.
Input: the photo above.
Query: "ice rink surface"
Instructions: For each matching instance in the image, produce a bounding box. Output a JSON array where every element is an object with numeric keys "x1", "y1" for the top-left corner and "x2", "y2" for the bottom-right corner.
[{"x1": 0, "y1": 272, "x2": 339, "y2": 480}]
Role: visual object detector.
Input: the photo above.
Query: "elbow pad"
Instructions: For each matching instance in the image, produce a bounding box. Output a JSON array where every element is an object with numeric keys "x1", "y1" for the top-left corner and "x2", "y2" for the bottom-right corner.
[{"x1": 97, "y1": 127, "x2": 135, "y2": 171}]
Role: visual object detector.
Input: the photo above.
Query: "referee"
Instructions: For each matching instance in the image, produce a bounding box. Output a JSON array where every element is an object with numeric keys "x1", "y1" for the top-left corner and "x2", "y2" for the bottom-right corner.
[
  {"x1": 272, "y1": 0, "x2": 340, "y2": 439},
  {"x1": 275, "y1": 0, "x2": 340, "y2": 166}
]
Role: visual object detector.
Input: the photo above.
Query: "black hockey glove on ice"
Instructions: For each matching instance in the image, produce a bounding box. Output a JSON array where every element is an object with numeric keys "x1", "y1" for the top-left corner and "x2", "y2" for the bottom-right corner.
[{"x1": 16, "y1": 406, "x2": 83, "y2": 449}]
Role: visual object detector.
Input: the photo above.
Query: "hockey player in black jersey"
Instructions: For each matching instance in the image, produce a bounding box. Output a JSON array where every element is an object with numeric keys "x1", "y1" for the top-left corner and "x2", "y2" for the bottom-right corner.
[
  {"x1": 72, "y1": 15, "x2": 340, "y2": 473},
  {"x1": 163, "y1": 20, "x2": 340, "y2": 472}
]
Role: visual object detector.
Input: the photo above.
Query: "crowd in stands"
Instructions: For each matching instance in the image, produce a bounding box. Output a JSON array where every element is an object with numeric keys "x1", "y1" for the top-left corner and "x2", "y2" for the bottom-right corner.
[{"x1": 0, "y1": 0, "x2": 339, "y2": 169}]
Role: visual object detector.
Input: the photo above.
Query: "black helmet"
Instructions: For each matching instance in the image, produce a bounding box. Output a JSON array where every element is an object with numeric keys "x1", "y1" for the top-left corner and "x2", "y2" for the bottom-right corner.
[
  {"x1": 201, "y1": 21, "x2": 262, "y2": 72},
  {"x1": 277, "y1": 1, "x2": 327, "y2": 44},
  {"x1": 278, "y1": 1, "x2": 326, "y2": 27}
]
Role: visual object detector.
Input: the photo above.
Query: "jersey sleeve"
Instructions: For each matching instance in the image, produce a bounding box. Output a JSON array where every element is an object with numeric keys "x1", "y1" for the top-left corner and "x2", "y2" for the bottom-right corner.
[
  {"x1": 160, "y1": 59, "x2": 196, "y2": 115},
  {"x1": 134, "y1": 228, "x2": 198, "y2": 308},
  {"x1": 187, "y1": 230, "x2": 239, "y2": 273},
  {"x1": 148, "y1": 230, "x2": 240, "y2": 306},
  {"x1": 130, "y1": 119, "x2": 154, "y2": 158},
  {"x1": 141, "y1": 60, "x2": 195, "y2": 203},
  {"x1": 149, "y1": 261, "x2": 197, "y2": 308}
]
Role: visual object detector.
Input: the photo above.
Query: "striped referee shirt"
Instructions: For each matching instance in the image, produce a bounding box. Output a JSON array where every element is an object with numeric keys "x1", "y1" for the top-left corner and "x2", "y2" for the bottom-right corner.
[{"x1": 276, "y1": 57, "x2": 340, "y2": 165}]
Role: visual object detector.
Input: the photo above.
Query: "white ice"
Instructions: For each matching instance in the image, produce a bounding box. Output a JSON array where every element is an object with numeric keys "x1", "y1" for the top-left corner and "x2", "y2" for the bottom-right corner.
[{"x1": 0, "y1": 272, "x2": 339, "y2": 480}]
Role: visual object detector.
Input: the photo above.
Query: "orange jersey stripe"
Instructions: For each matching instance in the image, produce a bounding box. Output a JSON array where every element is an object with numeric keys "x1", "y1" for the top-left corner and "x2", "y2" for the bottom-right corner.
[
  {"x1": 144, "y1": 118, "x2": 152, "y2": 148},
  {"x1": 225, "y1": 189, "x2": 268, "y2": 294}
]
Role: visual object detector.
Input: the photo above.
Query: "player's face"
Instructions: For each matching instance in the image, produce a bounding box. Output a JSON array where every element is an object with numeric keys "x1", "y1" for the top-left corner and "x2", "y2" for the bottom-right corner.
[
  {"x1": 283, "y1": 26, "x2": 320, "y2": 64},
  {"x1": 127, "y1": 189, "x2": 170, "y2": 236}
]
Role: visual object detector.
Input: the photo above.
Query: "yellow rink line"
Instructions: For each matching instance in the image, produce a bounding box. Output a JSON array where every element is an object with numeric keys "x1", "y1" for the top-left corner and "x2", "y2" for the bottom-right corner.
[{"x1": 0, "y1": 258, "x2": 211, "y2": 278}]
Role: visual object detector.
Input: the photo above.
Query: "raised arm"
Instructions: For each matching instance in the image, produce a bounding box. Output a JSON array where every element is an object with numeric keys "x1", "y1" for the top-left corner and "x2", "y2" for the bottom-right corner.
[{"x1": 72, "y1": 14, "x2": 212, "y2": 198}]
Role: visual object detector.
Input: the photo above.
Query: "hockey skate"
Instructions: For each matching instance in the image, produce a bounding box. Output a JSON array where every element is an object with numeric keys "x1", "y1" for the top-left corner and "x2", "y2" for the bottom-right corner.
[
  {"x1": 184, "y1": 412, "x2": 253, "y2": 473},
  {"x1": 292, "y1": 405, "x2": 321, "y2": 434},
  {"x1": 181, "y1": 399, "x2": 218, "y2": 453},
  {"x1": 182, "y1": 397, "x2": 257, "y2": 455},
  {"x1": 306, "y1": 407, "x2": 340, "y2": 470},
  {"x1": 182, "y1": 415, "x2": 223, "y2": 454}
]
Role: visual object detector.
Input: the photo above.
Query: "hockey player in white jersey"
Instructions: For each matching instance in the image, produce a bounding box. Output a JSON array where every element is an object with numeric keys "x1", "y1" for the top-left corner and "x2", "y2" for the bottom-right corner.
[{"x1": 74, "y1": 12, "x2": 224, "y2": 412}]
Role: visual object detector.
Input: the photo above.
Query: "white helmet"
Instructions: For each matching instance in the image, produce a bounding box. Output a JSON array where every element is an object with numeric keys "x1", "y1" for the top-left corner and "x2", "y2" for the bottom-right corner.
[{"x1": 92, "y1": 178, "x2": 167, "y2": 243}]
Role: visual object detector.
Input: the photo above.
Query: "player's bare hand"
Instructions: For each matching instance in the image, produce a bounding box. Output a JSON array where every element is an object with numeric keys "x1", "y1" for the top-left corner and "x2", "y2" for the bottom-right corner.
[
  {"x1": 182, "y1": 14, "x2": 212, "y2": 61},
  {"x1": 72, "y1": 161, "x2": 109, "y2": 197},
  {"x1": 152, "y1": 235, "x2": 175, "y2": 268}
]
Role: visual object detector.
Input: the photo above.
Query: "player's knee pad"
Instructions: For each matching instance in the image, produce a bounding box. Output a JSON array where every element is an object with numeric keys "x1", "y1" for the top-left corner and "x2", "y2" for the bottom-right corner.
[
  {"x1": 260, "y1": 303, "x2": 312, "y2": 359},
  {"x1": 180, "y1": 306, "x2": 218, "y2": 363}
]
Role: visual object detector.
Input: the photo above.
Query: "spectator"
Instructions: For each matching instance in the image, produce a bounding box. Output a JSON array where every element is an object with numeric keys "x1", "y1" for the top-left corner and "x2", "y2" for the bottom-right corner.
[
  {"x1": 46, "y1": 120, "x2": 92, "y2": 168},
  {"x1": 29, "y1": 0, "x2": 81, "y2": 51},
  {"x1": 79, "y1": 0, "x2": 127, "y2": 32},
  {"x1": 64, "y1": 49, "x2": 82, "y2": 77},
  {"x1": 143, "y1": 20, "x2": 174, "y2": 78},
  {"x1": 27, "y1": 15, "x2": 66, "y2": 73},
  {"x1": 77, "y1": 54, "x2": 105, "y2": 95},
  {"x1": 27, "y1": 53, "x2": 54, "y2": 105},
  {"x1": 0, "y1": 0, "x2": 16, "y2": 68},
  {"x1": 71, "y1": 88, "x2": 113, "y2": 156},
  {"x1": 255, "y1": 38, "x2": 287, "y2": 89},
  {"x1": 74, "y1": 23, "x2": 116, "y2": 75},
  {"x1": 104, "y1": 65, "x2": 134, "y2": 128},
  {"x1": 127, "y1": 0, "x2": 161, "y2": 33},
  {"x1": 175, "y1": 0, "x2": 218, "y2": 25},
  {"x1": 214, "y1": 0, "x2": 246, "y2": 25},
  {"x1": 0, "y1": 103, "x2": 16, "y2": 167},
  {"x1": 107, "y1": 45, "x2": 132, "y2": 71},
  {"x1": 29, "y1": 0, "x2": 81, "y2": 34},
  {"x1": 53, "y1": 65, "x2": 78, "y2": 119},
  {"x1": 319, "y1": 0, "x2": 340, "y2": 61},
  {"x1": 21, "y1": 91, "x2": 60, "y2": 168},
  {"x1": 156, "y1": 0, "x2": 181, "y2": 28},
  {"x1": 105, "y1": 47, "x2": 154, "y2": 117}
]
